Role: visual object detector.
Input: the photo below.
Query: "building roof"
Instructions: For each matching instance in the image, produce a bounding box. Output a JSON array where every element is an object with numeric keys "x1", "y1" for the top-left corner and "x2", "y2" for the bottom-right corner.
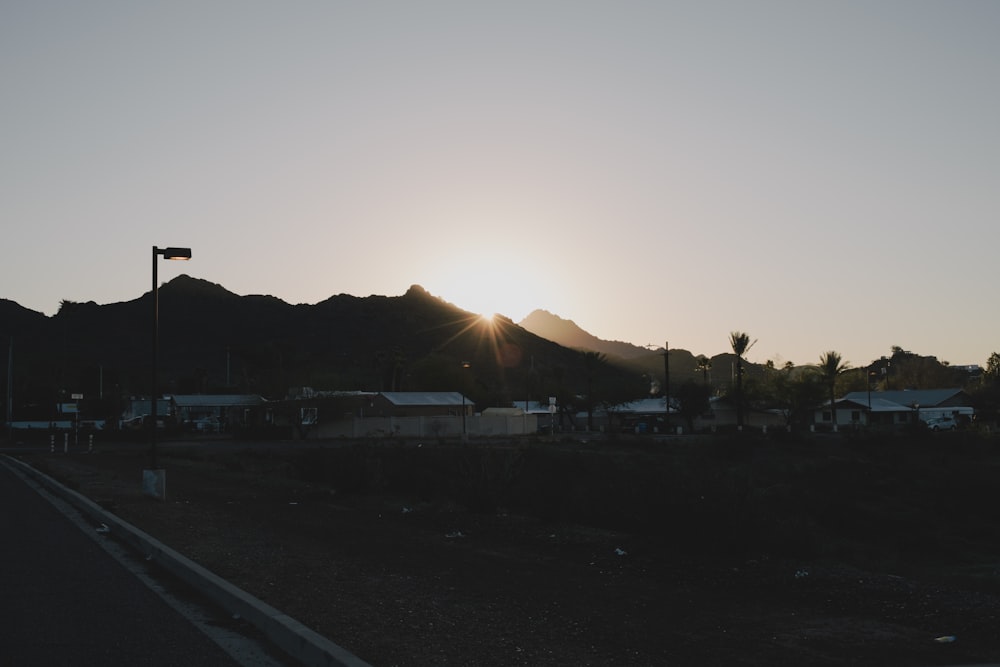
[
  {"x1": 287, "y1": 388, "x2": 377, "y2": 400},
  {"x1": 379, "y1": 392, "x2": 470, "y2": 406},
  {"x1": 833, "y1": 397, "x2": 912, "y2": 412},
  {"x1": 169, "y1": 394, "x2": 266, "y2": 408},
  {"x1": 840, "y1": 388, "x2": 968, "y2": 408}
]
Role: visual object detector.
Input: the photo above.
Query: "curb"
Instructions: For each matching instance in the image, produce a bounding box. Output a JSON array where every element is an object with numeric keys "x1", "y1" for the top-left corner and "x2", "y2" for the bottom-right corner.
[{"x1": 2, "y1": 455, "x2": 372, "y2": 667}]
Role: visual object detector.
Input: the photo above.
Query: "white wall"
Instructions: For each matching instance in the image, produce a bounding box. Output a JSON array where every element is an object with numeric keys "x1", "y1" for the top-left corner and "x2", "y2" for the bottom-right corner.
[{"x1": 307, "y1": 414, "x2": 538, "y2": 439}]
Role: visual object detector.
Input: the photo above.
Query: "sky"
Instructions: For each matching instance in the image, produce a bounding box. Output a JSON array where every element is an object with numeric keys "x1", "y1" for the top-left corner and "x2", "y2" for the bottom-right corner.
[{"x1": 2, "y1": 1, "x2": 998, "y2": 368}]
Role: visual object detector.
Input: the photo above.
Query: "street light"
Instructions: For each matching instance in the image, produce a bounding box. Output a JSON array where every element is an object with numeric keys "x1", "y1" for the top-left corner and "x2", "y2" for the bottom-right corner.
[{"x1": 147, "y1": 246, "x2": 191, "y2": 498}]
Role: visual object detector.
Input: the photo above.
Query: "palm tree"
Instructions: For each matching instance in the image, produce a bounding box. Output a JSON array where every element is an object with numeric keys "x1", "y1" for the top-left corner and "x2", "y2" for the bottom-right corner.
[
  {"x1": 817, "y1": 351, "x2": 850, "y2": 431},
  {"x1": 730, "y1": 332, "x2": 753, "y2": 430},
  {"x1": 695, "y1": 355, "x2": 712, "y2": 385}
]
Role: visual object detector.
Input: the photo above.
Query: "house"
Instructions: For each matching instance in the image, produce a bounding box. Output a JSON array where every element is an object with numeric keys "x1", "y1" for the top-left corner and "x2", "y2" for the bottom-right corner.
[
  {"x1": 168, "y1": 394, "x2": 266, "y2": 432},
  {"x1": 121, "y1": 397, "x2": 173, "y2": 428},
  {"x1": 509, "y1": 399, "x2": 564, "y2": 432},
  {"x1": 259, "y1": 390, "x2": 377, "y2": 438},
  {"x1": 815, "y1": 388, "x2": 974, "y2": 429},
  {"x1": 615, "y1": 396, "x2": 789, "y2": 433},
  {"x1": 284, "y1": 391, "x2": 477, "y2": 439},
  {"x1": 371, "y1": 392, "x2": 473, "y2": 418},
  {"x1": 264, "y1": 390, "x2": 472, "y2": 438},
  {"x1": 702, "y1": 396, "x2": 787, "y2": 431},
  {"x1": 612, "y1": 397, "x2": 675, "y2": 433}
]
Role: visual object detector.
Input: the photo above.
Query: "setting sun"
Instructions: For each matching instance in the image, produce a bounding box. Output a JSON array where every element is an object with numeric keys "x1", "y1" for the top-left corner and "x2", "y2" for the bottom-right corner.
[{"x1": 422, "y1": 247, "x2": 558, "y2": 326}]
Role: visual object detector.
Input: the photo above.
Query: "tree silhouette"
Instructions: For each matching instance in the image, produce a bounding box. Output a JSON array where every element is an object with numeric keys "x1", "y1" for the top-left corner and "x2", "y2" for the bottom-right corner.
[
  {"x1": 972, "y1": 352, "x2": 1000, "y2": 426},
  {"x1": 986, "y1": 352, "x2": 1000, "y2": 383},
  {"x1": 676, "y1": 380, "x2": 711, "y2": 433},
  {"x1": 817, "y1": 351, "x2": 850, "y2": 430},
  {"x1": 729, "y1": 332, "x2": 753, "y2": 430},
  {"x1": 761, "y1": 362, "x2": 825, "y2": 428},
  {"x1": 695, "y1": 354, "x2": 712, "y2": 385}
]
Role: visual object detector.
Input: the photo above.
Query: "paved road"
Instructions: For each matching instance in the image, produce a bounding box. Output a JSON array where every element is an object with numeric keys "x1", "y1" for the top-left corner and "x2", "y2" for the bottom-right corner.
[{"x1": 0, "y1": 461, "x2": 255, "y2": 666}]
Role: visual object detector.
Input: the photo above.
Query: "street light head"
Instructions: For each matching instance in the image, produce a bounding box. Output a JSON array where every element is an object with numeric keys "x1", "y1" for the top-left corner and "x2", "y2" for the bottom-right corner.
[{"x1": 160, "y1": 247, "x2": 192, "y2": 260}]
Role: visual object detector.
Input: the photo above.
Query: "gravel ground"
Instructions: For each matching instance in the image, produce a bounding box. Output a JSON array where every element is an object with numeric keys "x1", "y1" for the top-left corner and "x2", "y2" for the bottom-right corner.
[{"x1": 16, "y1": 444, "x2": 1000, "y2": 667}]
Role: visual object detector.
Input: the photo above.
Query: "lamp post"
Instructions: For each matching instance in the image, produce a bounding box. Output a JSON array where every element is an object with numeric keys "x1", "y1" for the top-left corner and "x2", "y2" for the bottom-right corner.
[{"x1": 147, "y1": 246, "x2": 191, "y2": 497}]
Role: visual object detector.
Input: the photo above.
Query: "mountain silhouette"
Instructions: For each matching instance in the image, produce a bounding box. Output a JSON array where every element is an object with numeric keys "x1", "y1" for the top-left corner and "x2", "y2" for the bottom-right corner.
[
  {"x1": 519, "y1": 309, "x2": 653, "y2": 359},
  {"x1": 1, "y1": 276, "x2": 647, "y2": 416},
  {"x1": 518, "y1": 308, "x2": 743, "y2": 388}
]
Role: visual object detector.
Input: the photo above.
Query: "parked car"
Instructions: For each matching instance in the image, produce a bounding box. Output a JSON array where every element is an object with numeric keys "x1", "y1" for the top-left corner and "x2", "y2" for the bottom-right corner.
[{"x1": 924, "y1": 417, "x2": 957, "y2": 431}]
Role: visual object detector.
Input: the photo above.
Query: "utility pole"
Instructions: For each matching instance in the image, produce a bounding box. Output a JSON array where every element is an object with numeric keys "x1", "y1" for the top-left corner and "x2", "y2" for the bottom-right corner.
[{"x1": 663, "y1": 341, "x2": 670, "y2": 428}]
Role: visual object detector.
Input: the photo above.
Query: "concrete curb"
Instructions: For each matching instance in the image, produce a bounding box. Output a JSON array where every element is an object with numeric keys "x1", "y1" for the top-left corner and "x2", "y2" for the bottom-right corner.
[{"x1": 2, "y1": 455, "x2": 372, "y2": 667}]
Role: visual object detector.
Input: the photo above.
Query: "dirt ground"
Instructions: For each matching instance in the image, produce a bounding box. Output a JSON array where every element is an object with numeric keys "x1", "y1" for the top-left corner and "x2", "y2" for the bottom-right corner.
[{"x1": 15, "y1": 442, "x2": 1000, "y2": 667}]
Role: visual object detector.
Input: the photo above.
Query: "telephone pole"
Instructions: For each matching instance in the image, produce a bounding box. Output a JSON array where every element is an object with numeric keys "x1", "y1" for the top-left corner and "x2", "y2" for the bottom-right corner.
[{"x1": 663, "y1": 341, "x2": 670, "y2": 428}]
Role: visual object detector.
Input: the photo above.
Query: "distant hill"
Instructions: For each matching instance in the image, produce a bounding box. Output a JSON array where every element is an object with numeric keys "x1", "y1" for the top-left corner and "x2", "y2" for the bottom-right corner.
[
  {"x1": 0, "y1": 299, "x2": 49, "y2": 338},
  {"x1": 519, "y1": 310, "x2": 652, "y2": 359},
  {"x1": 518, "y1": 309, "x2": 752, "y2": 389},
  {"x1": 0, "y1": 276, "x2": 644, "y2": 415}
]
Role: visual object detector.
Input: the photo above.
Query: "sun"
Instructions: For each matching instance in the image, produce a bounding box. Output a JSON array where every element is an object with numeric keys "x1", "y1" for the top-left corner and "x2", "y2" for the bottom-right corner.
[
  {"x1": 420, "y1": 243, "x2": 558, "y2": 325},
  {"x1": 429, "y1": 306, "x2": 509, "y2": 368},
  {"x1": 425, "y1": 273, "x2": 544, "y2": 325}
]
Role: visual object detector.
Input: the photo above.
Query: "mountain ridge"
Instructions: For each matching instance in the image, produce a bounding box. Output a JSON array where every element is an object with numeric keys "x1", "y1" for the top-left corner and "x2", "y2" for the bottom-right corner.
[
  {"x1": 518, "y1": 309, "x2": 656, "y2": 360},
  {"x1": 0, "y1": 276, "x2": 648, "y2": 415}
]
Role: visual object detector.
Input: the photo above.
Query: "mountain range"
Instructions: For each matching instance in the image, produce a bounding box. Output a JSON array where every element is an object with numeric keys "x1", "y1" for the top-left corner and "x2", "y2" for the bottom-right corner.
[
  {"x1": 518, "y1": 310, "x2": 655, "y2": 360},
  {"x1": 517, "y1": 308, "x2": 742, "y2": 387},
  {"x1": 0, "y1": 276, "x2": 741, "y2": 417}
]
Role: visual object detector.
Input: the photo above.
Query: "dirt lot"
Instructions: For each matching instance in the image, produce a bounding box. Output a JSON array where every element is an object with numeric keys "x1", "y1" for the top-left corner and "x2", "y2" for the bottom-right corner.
[{"x1": 13, "y1": 439, "x2": 1000, "y2": 667}]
